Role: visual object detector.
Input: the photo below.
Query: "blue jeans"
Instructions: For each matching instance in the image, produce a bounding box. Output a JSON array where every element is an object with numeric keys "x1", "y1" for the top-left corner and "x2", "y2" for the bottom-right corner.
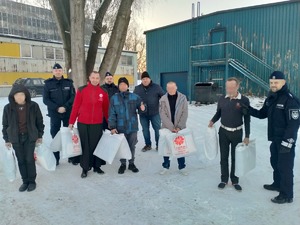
[
  {"x1": 139, "y1": 114, "x2": 161, "y2": 147},
  {"x1": 162, "y1": 157, "x2": 186, "y2": 170}
]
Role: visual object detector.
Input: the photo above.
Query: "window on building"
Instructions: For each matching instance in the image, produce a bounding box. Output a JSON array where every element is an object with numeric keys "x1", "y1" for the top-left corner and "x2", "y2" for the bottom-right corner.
[
  {"x1": 32, "y1": 46, "x2": 43, "y2": 59},
  {"x1": 13, "y1": 14, "x2": 17, "y2": 24},
  {"x1": 21, "y1": 44, "x2": 32, "y2": 58},
  {"x1": 55, "y1": 48, "x2": 64, "y2": 60},
  {"x1": 18, "y1": 16, "x2": 22, "y2": 25},
  {"x1": 16, "y1": 3, "x2": 22, "y2": 11},
  {"x1": 120, "y1": 56, "x2": 127, "y2": 65},
  {"x1": 27, "y1": 17, "x2": 32, "y2": 26},
  {"x1": 127, "y1": 56, "x2": 133, "y2": 66},
  {"x1": 18, "y1": 29, "x2": 23, "y2": 36},
  {"x1": 36, "y1": 19, "x2": 40, "y2": 28},
  {"x1": 32, "y1": 18, "x2": 36, "y2": 27},
  {"x1": 120, "y1": 55, "x2": 133, "y2": 66},
  {"x1": 2, "y1": 13, "x2": 8, "y2": 28},
  {"x1": 7, "y1": 13, "x2": 11, "y2": 23},
  {"x1": 44, "y1": 46, "x2": 54, "y2": 59},
  {"x1": 23, "y1": 17, "x2": 27, "y2": 26},
  {"x1": 2, "y1": 28, "x2": 8, "y2": 34}
]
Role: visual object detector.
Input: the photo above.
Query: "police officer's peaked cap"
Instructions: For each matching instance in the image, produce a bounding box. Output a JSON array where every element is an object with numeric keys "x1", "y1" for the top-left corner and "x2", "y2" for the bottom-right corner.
[
  {"x1": 53, "y1": 63, "x2": 62, "y2": 69},
  {"x1": 105, "y1": 72, "x2": 113, "y2": 77},
  {"x1": 269, "y1": 71, "x2": 285, "y2": 80}
]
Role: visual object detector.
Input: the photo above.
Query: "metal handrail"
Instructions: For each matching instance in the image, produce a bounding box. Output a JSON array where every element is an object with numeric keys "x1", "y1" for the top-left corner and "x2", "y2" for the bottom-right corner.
[{"x1": 190, "y1": 41, "x2": 274, "y2": 71}]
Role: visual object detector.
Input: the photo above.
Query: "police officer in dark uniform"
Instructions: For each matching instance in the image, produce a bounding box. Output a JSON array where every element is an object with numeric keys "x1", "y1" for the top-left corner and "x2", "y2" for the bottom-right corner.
[
  {"x1": 43, "y1": 63, "x2": 76, "y2": 165},
  {"x1": 248, "y1": 71, "x2": 300, "y2": 204},
  {"x1": 101, "y1": 72, "x2": 119, "y2": 130},
  {"x1": 101, "y1": 72, "x2": 119, "y2": 99}
]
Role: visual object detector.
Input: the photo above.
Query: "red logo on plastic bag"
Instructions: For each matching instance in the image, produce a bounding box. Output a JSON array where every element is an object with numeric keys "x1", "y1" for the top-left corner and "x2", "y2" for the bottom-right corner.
[
  {"x1": 174, "y1": 135, "x2": 185, "y2": 146},
  {"x1": 72, "y1": 134, "x2": 79, "y2": 144}
]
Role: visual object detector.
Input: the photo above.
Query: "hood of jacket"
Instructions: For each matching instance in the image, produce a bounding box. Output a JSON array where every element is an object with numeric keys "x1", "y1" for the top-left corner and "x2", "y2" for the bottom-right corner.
[{"x1": 8, "y1": 84, "x2": 31, "y2": 104}]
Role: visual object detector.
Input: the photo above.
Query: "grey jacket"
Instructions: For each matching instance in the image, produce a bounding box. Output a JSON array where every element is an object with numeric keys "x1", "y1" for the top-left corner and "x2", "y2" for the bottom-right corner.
[{"x1": 159, "y1": 92, "x2": 188, "y2": 131}]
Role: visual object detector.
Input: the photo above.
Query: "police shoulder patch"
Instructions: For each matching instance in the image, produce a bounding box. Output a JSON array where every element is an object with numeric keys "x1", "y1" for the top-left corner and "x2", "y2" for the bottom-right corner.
[{"x1": 289, "y1": 109, "x2": 299, "y2": 120}]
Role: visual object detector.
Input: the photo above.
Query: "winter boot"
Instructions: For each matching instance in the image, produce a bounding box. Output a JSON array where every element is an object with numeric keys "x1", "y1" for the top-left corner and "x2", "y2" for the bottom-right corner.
[
  {"x1": 118, "y1": 164, "x2": 126, "y2": 174},
  {"x1": 128, "y1": 163, "x2": 139, "y2": 173}
]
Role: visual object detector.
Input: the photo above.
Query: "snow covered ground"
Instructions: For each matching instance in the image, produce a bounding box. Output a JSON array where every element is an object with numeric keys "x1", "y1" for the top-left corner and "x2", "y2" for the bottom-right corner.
[{"x1": 0, "y1": 96, "x2": 299, "y2": 225}]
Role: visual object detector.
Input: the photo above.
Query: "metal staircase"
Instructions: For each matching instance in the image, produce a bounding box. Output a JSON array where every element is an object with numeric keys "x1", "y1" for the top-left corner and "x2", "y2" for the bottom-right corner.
[
  {"x1": 228, "y1": 58, "x2": 269, "y2": 91},
  {"x1": 190, "y1": 42, "x2": 274, "y2": 92}
]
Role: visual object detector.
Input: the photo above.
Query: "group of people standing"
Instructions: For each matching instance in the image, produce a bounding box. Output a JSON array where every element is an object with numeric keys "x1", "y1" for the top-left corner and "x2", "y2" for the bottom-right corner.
[
  {"x1": 209, "y1": 71, "x2": 299, "y2": 204},
  {"x1": 2, "y1": 64, "x2": 299, "y2": 205}
]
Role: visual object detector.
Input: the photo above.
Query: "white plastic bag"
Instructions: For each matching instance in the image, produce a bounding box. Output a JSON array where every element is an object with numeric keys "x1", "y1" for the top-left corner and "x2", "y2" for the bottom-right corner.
[
  {"x1": 93, "y1": 130, "x2": 125, "y2": 164},
  {"x1": 204, "y1": 127, "x2": 219, "y2": 160},
  {"x1": 235, "y1": 140, "x2": 256, "y2": 177},
  {"x1": 35, "y1": 144, "x2": 56, "y2": 171},
  {"x1": 49, "y1": 130, "x2": 62, "y2": 152},
  {"x1": 166, "y1": 128, "x2": 197, "y2": 158},
  {"x1": 60, "y1": 127, "x2": 82, "y2": 159},
  {"x1": 2, "y1": 148, "x2": 17, "y2": 182},
  {"x1": 158, "y1": 128, "x2": 172, "y2": 157},
  {"x1": 115, "y1": 137, "x2": 132, "y2": 160}
]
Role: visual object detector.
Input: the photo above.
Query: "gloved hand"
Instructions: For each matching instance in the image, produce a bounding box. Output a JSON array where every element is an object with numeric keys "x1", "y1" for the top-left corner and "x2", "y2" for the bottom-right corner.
[{"x1": 280, "y1": 139, "x2": 294, "y2": 153}]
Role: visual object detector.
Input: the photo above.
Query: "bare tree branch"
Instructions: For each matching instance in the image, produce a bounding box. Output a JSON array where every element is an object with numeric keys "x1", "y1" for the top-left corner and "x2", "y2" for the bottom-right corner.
[
  {"x1": 98, "y1": 0, "x2": 135, "y2": 79},
  {"x1": 86, "y1": 0, "x2": 112, "y2": 78},
  {"x1": 49, "y1": 0, "x2": 72, "y2": 72}
]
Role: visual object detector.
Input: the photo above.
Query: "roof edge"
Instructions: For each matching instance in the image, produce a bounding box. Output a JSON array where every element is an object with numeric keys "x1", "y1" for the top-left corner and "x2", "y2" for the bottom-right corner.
[{"x1": 144, "y1": 0, "x2": 297, "y2": 34}]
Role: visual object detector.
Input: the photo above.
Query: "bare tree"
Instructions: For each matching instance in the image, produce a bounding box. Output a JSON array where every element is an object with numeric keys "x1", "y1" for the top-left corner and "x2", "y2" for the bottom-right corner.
[
  {"x1": 98, "y1": 0, "x2": 135, "y2": 79},
  {"x1": 86, "y1": 0, "x2": 112, "y2": 78},
  {"x1": 70, "y1": 0, "x2": 86, "y2": 87},
  {"x1": 49, "y1": 0, "x2": 136, "y2": 85},
  {"x1": 49, "y1": 0, "x2": 72, "y2": 72},
  {"x1": 17, "y1": 0, "x2": 142, "y2": 86}
]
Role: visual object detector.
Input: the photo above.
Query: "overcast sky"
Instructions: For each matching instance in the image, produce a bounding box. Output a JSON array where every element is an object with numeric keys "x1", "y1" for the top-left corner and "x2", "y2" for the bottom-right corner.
[{"x1": 139, "y1": 0, "x2": 288, "y2": 31}]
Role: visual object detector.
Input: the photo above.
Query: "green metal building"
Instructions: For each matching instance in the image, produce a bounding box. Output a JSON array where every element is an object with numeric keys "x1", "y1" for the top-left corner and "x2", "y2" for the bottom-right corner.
[{"x1": 145, "y1": 1, "x2": 300, "y2": 100}]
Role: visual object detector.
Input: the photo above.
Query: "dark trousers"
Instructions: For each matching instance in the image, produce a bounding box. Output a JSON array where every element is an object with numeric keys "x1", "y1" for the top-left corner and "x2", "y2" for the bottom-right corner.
[
  {"x1": 162, "y1": 157, "x2": 186, "y2": 170},
  {"x1": 102, "y1": 117, "x2": 109, "y2": 131},
  {"x1": 13, "y1": 134, "x2": 36, "y2": 184},
  {"x1": 219, "y1": 127, "x2": 243, "y2": 184},
  {"x1": 77, "y1": 122, "x2": 105, "y2": 171},
  {"x1": 120, "y1": 132, "x2": 138, "y2": 165},
  {"x1": 139, "y1": 114, "x2": 161, "y2": 147},
  {"x1": 270, "y1": 141, "x2": 295, "y2": 198}
]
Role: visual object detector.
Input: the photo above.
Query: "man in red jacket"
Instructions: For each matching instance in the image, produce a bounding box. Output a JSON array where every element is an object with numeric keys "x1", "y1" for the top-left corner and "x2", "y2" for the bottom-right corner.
[{"x1": 69, "y1": 71, "x2": 109, "y2": 178}]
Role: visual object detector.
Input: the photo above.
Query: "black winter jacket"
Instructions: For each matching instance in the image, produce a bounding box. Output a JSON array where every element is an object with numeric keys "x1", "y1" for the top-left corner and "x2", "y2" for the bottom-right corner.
[
  {"x1": 133, "y1": 81, "x2": 165, "y2": 116},
  {"x1": 2, "y1": 84, "x2": 44, "y2": 143},
  {"x1": 249, "y1": 85, "x2": 300, "y2": 142},
  {"x1": 43, "y1": 76, "x2": 75, "y2": 118},
  {"x1": 101, "y1": 83, "x2": 119, "y2": 99}
]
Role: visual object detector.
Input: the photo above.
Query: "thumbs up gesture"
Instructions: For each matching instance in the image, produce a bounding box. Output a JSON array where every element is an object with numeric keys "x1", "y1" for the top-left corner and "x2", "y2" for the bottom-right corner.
[{"x1": 140, "y1": 102, "x2": 146, "y2": 111}]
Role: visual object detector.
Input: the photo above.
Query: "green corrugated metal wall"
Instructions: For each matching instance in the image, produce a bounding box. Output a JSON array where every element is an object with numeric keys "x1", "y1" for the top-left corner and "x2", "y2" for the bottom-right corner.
[{"x1": 145, "y1": 1, "x2": 300, "y2": 99}]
